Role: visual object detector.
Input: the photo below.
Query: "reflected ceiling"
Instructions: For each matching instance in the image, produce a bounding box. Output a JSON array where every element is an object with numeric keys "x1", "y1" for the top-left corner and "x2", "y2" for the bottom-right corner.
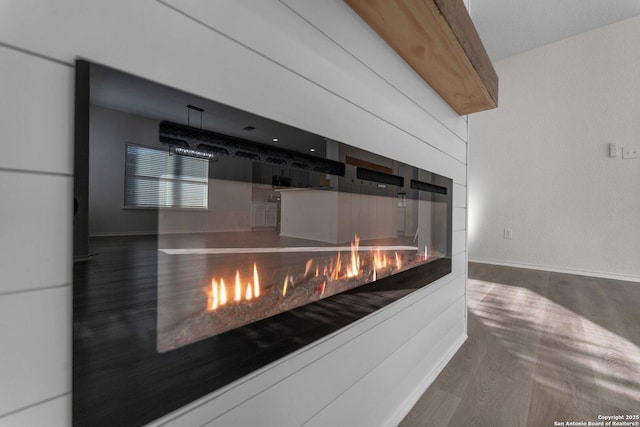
[{"x1": 89, "y1": 63, "x2": 327, "y2": 156}]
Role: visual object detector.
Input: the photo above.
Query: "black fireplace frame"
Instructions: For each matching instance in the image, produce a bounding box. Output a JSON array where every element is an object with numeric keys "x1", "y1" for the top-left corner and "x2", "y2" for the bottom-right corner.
[{"x1": 72, "y1": 60, "x2": 453, "y2": 426}]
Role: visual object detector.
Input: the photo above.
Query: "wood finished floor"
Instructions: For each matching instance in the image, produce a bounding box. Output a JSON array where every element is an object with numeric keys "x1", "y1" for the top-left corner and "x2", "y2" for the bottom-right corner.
[{"x1": 400, "y1": 263, "x2": 640, "y2": 427}]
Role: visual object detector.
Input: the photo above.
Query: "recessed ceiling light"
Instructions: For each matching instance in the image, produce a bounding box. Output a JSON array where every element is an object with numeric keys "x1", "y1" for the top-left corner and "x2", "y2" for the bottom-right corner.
[
  {"x1": 310, "y1": 148, "x2": 316, "y2": 152},
  {"x1": 273, "y1": 138, "x2": 278, "y2": 142}
]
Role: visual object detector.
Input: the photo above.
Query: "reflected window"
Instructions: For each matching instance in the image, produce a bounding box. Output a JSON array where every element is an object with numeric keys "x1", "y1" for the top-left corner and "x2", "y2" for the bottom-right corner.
[{"x1": 124, "y1": 144, "x2": 209, "y2": 209}]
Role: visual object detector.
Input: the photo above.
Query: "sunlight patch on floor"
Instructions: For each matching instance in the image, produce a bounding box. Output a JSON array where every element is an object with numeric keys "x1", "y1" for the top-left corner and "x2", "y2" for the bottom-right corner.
[{"x1": 468, "y1": 280, "x2": 640, "y2": 411}]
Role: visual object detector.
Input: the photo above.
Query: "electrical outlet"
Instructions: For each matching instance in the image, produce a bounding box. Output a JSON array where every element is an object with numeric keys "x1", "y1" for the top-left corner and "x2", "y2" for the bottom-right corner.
[
  {"x1": 622, "y1": 146, "x2": 640, "y2": 159},
  {"x1": 609, "y1": 143, "x2": 618, "y2": 157},
  {"x1": 504, "y1": 228, "x2": 513, "y2": 240}
]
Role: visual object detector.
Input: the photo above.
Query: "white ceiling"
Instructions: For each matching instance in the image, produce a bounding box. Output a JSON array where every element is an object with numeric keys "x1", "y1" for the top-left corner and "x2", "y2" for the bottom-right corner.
[{"x1": 471, "y1": 0, "x2": 640, "y2": 61}]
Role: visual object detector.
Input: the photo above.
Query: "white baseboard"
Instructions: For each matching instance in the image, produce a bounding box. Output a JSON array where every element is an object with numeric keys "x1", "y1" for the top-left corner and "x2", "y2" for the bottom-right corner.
[
  {"x1": 469, "y1": 257, "x2": 640, "y2": 284},
  {"x1": 387, "y1": 333, "x2": 467, "y2": 427}
]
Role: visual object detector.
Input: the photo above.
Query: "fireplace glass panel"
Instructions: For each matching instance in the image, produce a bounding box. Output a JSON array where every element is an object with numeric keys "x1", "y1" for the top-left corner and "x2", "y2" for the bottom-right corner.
[
  {"x1": 74, "y1": 61, "x2": 453, "y2": 427},
  {"x1": 156, "y1": 154, "x2": 449, "y2": 351}
]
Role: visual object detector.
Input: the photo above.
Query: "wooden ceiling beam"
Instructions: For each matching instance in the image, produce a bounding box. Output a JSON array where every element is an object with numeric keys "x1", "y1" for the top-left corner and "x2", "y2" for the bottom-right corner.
[{"x1": 345, "y1": 0, "x2": 498, "y2": 115}]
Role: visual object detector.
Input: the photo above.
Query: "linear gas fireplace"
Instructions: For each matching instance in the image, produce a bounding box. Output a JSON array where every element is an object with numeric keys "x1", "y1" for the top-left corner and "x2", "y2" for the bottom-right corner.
[{"x1": 73, "y1": 61, "x2": 452, "y2": 426}]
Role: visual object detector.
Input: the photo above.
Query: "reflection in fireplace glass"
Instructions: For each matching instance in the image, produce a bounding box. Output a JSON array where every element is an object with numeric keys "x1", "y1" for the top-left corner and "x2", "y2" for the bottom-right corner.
[
  {"x1": 156, "y1": 151, "x2": 448, "y2": 352},
  {"x1": 74, "y1": 61, "x2": 453, "y2": 427}
]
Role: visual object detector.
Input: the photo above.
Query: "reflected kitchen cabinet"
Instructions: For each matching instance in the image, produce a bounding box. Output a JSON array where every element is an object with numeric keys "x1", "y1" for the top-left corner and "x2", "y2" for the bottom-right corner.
[{"x1": 251, "y1": 201, "x2": 278, "y2": 229}]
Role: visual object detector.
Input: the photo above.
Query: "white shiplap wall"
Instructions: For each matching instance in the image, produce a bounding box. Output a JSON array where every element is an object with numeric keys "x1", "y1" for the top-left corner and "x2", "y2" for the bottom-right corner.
[{"x1": 0, "y1": 1, "x2": 468, "y2": 426}]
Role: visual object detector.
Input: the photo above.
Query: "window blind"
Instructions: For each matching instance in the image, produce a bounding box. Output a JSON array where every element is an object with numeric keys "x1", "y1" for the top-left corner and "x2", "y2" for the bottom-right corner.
[{"x1": 124, "y1": 144, "x2": 209, "y2": 209}]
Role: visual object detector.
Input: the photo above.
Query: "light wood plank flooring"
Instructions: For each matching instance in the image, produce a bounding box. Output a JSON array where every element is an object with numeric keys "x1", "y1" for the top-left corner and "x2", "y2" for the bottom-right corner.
[{"x1": 400, "y1": 263, "x2": 640, "y2": 427}]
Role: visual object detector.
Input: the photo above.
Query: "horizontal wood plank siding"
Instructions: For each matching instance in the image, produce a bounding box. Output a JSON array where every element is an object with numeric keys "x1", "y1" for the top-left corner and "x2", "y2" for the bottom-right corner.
[{"x1": 0, "y1": 1, "x2": 468, "y2": 424}]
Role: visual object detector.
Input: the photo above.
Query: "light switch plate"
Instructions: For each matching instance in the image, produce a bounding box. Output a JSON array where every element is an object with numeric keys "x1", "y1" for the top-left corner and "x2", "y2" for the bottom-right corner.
[{"x1": 622, "y1": 146, "x2": 640, "y2": 159}]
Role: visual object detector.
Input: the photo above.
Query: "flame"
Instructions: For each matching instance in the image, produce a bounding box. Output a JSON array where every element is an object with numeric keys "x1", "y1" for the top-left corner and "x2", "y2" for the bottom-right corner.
[
  {"x1": 235, "y1": 270, "x2": 241, "y2": 301},
  {"x1": 205, "y1": 235, "x2": 420, "y2": 312},
  {"x1": 395, "y1": 252, "x2": 402, "y2": 270},
  {"x1": 373, "y1": 250, "x2": 388, "y2": 269},
  {"x1": 220, "y1": 278, "x2": 227, "y2": 305},
  {"x1": 282, "y1": 275, "x2": 289, "y2": 296},
  {"x1": 347, "y1": 235, "x2": 361, "y2": 278},
  {"x1": 206, "y1": 265, "x2": 261, "y2": 310},
  {"x1": 253, "y1": 263, "x2": 260, "y2": 297},
  {"x1": 321, "y1": 236, "x2": 365, "y2": 282},
  {"x1": 209, "y1": 279, "x2": 218, "y2": 310},
  {"x1": 371, "y1": 248, "x2": 393, "y2": 282},
  {"x1": 304, "y1": 259, "x2": 313, "y2": 278},
  {"x1": 332, "y1": 252, "x2": 341, "y2": 280}
]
